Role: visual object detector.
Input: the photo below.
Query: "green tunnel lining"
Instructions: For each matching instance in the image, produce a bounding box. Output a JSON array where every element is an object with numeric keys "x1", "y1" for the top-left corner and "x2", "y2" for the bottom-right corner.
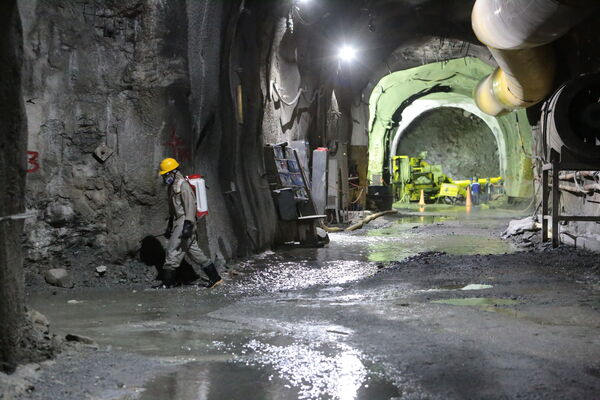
[{"x1": 367, "y1": 57, "x2": 533, "y2": 198}]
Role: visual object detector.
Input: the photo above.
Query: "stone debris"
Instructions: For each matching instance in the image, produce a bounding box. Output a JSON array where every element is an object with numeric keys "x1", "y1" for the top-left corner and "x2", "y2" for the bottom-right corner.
[
  {"x1": 316, "y1": 227, "x2": 330, "y2": 244},
  {"x1": 502, "y1": 216, "x2": 540, "y2": 238},
  {"x1": 43, "y1": 202, "x2": 75, "y2": 228},
  {"x1": 95, "y1": 265, "x2": 108, "y2": 277},
  {"x1": 44, "y1": 268, "x2": 74, "y2": 288},
  {"x1": 65, "y1": 334, "x2": 96, "y2": 346},
  {"x1": 26, "y1": 309, "x2": 50, "y2": 334}
]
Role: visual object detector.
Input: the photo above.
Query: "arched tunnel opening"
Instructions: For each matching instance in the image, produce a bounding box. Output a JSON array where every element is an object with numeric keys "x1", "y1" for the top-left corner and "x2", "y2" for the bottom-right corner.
[
  {"x1": 366, "y1": 57, "x2": 533, "y2": 210},
  {"x1": 395, "y1": 107, "x2": 501, "y2": 180},
  {"x1": 2, "y1": 0, "x2": 600, "y2": 398}
]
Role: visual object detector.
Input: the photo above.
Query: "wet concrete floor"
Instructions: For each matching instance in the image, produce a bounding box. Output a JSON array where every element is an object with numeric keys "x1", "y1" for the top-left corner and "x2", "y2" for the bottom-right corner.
[{"x1": 27, "y1": 207, "x2": 600, "y2": 399}]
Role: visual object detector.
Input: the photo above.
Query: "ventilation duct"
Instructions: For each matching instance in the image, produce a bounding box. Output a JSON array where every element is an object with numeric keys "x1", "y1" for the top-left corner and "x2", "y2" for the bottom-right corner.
[
  {"x1": 472, "y1": 0, "x2": 597, "y2": 116},
  {"x1": 542, "y1": 73, "x2": 600, "y2": 160}
]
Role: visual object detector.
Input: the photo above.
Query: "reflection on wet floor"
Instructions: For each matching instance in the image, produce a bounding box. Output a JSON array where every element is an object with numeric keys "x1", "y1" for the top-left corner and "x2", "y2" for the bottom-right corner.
[
  {"x1": 139, "y1": 356, "x2": 400, "y2": 400},
  {"x1": 29, "y1": 208, "x2": 523, "y2": 399},
  {"x1": 138, "y1": 362, "x2": 300, "y2": 400},
  {"x1": 325, "y1": 211, "x2": 518, "y2": 263}
]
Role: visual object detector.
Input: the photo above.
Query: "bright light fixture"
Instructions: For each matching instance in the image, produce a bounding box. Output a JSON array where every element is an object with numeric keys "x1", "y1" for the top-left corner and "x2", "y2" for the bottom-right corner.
[
  {"x1": 297, "y1": 0, "x2": 311, "y2": 4},
  {"x1": 338, "y1": 45, "x2": 357, "y2": 62}
]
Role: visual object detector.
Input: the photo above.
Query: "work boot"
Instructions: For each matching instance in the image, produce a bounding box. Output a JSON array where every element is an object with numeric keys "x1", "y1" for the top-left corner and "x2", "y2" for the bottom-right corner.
[
  {"x1": 202, "y1": 263, "x2": 223, "y2": 289},
  {"x1": 160, "y1": 269, "x2": 177, "y2": 288}
]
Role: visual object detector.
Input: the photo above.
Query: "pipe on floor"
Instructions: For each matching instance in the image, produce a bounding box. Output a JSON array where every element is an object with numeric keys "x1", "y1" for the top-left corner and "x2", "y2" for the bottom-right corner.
[{"x1": 472, "y1": 0, "x2": 597, "y2": 116}]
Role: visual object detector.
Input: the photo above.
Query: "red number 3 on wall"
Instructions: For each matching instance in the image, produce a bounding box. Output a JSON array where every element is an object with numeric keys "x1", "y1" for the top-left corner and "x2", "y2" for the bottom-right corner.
[{"x1": 27, "y1": 151, "x2": 40, "y2": 173}]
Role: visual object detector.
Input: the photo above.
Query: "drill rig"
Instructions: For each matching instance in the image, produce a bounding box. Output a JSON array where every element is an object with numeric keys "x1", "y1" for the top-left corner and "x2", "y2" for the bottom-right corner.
[{"x1": 392, "y1": 155, "x2": 503, "y2": 204}]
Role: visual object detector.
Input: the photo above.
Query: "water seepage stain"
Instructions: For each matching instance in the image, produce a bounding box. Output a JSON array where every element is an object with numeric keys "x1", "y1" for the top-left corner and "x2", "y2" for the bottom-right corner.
[
  {"x1": 138, "y1": 360, "x2": 400, "y2": 400},
  {"x1": 431, "y1": 297, "x2": 521, "y2": 314}
]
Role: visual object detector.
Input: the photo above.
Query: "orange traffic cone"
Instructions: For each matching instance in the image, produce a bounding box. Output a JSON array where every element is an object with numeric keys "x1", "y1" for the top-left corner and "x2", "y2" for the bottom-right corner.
[
  {"x1": 465, "y1": 186, "x2": 472, "y2": 208},
  {"x1": 418, "y1": 189, "x2": 426, "y2": 206}
]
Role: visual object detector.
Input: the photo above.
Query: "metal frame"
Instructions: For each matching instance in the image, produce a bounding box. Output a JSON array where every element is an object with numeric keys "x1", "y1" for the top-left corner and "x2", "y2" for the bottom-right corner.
[{"x1": 542, "y1": 149, "x2": 600, "y2": 247}]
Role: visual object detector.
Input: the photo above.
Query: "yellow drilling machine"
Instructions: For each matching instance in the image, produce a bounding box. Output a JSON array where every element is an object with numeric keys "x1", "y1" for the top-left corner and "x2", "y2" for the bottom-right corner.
[{"x1": 391, "y1": 154, "x2": 503, "y2": 204}]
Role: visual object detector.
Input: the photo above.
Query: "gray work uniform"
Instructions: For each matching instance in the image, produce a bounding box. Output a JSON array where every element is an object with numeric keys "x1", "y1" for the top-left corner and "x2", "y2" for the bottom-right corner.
[{"x1": 163, "y1": 172, "x2": 210, "y2": 272}]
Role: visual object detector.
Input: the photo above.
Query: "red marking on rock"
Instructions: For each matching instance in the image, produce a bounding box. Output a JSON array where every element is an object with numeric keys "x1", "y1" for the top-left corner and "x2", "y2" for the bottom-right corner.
[
  {"x1": 164, "y1": 126, "x2": 190, "y2": 161},
  {"x1": 27, "y1": 151, "x2": 40, "y2": 173}
]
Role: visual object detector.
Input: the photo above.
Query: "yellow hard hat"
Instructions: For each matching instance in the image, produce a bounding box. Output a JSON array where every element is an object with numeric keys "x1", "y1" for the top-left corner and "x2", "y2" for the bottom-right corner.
[{"x1": 159, "y1": 158, "x2": 179, "y2": 175}]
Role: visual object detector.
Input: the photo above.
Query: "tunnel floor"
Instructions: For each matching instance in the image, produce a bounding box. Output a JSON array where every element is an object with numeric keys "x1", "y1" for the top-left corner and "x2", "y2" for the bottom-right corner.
[{"x1": 15, "y1": 209, "x2": 600, "y2": 399}]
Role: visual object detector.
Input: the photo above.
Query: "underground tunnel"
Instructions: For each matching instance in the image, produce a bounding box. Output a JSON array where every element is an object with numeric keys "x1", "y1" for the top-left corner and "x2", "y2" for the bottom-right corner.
[
  {"x1": 2, "y1": 0, "x2": 600, "y2": 399},
  {"x1": 394, "y1": 107, "x2": 501, "y2": 180}
]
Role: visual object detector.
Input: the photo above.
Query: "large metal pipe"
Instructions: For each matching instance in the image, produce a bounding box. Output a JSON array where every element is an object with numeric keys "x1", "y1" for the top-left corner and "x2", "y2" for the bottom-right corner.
[
  {"x1": 472, "y1": 0, "x2": 597, "y2": 116},
  {"x1": 542, "y1": 72, "x2": 600, "y2": 160}
]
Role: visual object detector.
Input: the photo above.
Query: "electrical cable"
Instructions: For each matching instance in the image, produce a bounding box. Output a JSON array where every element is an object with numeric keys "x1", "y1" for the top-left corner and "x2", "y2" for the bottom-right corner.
[
  {"x1": 271, "y1": 80, "x2": 321, "y2": 107},
  {"x1": 351, "y1": 187, "x2": 365, "y2": 204},
  {"x1": 292, "y1": 6, "x2": 321, "y2": 26},
  {"x1": 271, "y1": 81, "x2": 304, "y2": 106}
]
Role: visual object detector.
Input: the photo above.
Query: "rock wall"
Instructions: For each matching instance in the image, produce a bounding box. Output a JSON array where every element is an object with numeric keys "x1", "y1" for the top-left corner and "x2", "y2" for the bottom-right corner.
[
  {"x1": 186, "y1": 0, "x2": 287, "y2": 256},
  {"x1": 18, "y1": 0, "x2": 309, "y2": 273},
  {"x1": 261, "y1": 9, "x2": 330, "y2": 149},
  {"x1": 397, "y1": 107, "x2": 500, "y2": 180},
  {"x1": 19, "y1": 0, "x2": 193, "y2": 270},
  {"x1": 0, "y1": 0, "x2": 26, "y2": 373}
]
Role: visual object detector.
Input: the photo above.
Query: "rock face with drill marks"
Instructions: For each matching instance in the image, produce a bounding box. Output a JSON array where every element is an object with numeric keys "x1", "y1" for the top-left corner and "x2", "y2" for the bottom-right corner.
[
  {"x1": 19, "y1": 1, "x2": 191, "y2": 269},
  {"x1": 397, "y1": 107, "x2": 501, "y2": 180},
  {"x1": 19, "y1": 0, "x2": 285, "y2": 277}
]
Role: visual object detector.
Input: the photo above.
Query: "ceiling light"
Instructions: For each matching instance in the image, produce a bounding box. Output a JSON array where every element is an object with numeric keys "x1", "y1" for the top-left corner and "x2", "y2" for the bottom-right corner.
[{"x1": 338, "y1": 45, "x2": 357, "y2": 63}]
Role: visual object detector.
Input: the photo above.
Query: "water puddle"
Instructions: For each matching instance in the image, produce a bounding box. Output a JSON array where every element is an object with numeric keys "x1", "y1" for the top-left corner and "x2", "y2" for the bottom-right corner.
[
  {"x1": 228, "y1": 260, "x2": 380, "y2": 294},
  {"x1": 365, "y1": 233, "x2": 516, "y2": 263},
  {"x1": 461, "y1": 284, "x2": 494, "y2": 291},
  {"x1": 138, "y1": 341, "x2": 401, "y2": 400},
  {"x1": 394, "y1": 215, "x2": 457, "y2": 225},
  {"x1": 358, "y1": 212, "x2": 518, "y2": 263},
  {"x1": 138, "y1": 362, "x2": 298, "y2": 400},
  {"x1": 29, "y1": 289, "x2": 238, "y2": 358},
  {"x1": 26, "y1": 208, "x2": 525, "y2": 400},
  {"x1": 436, "y1": 284, "x2": 493, "y2": 291},
  {"x1": 224, "y1": 210, "x2": 519, "y2": 277},
  {"x1": 31, "y1": 289, "x2": 404, "y2": 399}
]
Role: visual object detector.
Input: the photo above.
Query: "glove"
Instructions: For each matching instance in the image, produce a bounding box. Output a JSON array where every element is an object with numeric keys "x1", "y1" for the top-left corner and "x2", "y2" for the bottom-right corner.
[
  {"x1": 179, "y1": 220, "x2": 194, "y2": 241},
  {"x1": 164, "y1": 217, "x2": 173, "y2": 239}
]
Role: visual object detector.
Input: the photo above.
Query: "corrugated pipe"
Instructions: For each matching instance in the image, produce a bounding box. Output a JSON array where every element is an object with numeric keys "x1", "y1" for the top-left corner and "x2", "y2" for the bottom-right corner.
[{"x1": 472, "y1": 0, "x2": 597, "y2": 117}]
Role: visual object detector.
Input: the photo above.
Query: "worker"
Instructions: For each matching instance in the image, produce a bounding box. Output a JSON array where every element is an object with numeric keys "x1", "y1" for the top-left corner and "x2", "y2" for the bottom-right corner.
[
  {"x1": 470, "y1": 177, "x2": 480, "y2": 205},
  {"x1": 483, "y1": 178, "x2": 491, "y2": 202},
  {"x1": 158, "y1": 157, "x2": 223, "y2": 288}
]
